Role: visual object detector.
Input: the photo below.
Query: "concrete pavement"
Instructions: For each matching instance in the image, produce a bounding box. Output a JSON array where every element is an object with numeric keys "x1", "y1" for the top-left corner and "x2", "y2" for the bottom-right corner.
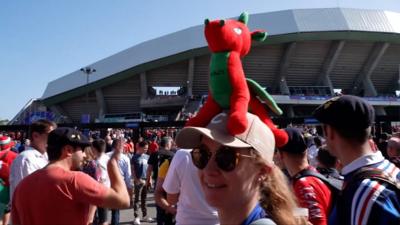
[{"x1": 119, "y1": 192, "x2": 157, "y2": 225}]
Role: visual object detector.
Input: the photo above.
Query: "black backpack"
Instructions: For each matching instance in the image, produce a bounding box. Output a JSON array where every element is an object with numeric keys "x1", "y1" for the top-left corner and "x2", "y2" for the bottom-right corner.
[
  {"x1": 292, "y1": 169, "x2": 343, "y2": 214},
  {"x1": 157, "y1": 149, "x2": 175, "y2": 168},
  {"x1": 293, "y1": 169, "x2": 343, "y2": 193},
  {"x1": 342, "y1": 167, "x2": 400, "y2": 195},
  {"x1": 300, "y1": 167, "x2": 400, "y2": 197}
]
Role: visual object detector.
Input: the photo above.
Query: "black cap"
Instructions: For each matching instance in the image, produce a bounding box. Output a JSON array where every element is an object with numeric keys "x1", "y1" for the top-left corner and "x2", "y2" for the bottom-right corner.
[
  {"x1": 278, "y1": 128, "x2": 307, "y2": 154},
  {"x1": 313, "y1": 95, "x2": 374, "y2": 131},
  {"x1": 48, "y1": 127, "x2": 91, "y2": 150}
]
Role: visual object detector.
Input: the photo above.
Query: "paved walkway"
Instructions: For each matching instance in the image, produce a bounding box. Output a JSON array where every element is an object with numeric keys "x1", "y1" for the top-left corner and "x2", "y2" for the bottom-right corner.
[{"x1": 119, "y1": 192, "x2": 157, "y2": 225}]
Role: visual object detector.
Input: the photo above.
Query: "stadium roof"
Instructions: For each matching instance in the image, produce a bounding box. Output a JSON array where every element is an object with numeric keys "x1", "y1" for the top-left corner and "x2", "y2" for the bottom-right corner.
[{"x1": 42, "y1": 8, "x2": 400, "y2": 104}]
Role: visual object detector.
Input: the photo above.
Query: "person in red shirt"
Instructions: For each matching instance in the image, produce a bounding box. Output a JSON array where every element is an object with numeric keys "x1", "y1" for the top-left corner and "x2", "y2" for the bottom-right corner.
[
  {"x1": 148, "y1": 137, "x2": 159, "y2": 155},
  {"x1": 0, "y1": 136, "x2": 17, "y2": 165},
  {"x1": 0, "y1": 136, "x2": 18, "y2": 225},
  {"x1": 0, "y1": 136, "x2": 18, "y2": 186},
  {"x1": 278, "y1": 128, "x2": 332, "y2": 225},
  {"x1": 0, "y1": 161, "x2": 9, "y2": 186},
  {"x1": 12, "y1": 127, "x2": 130, "y2": 225},
  {"x1": 0, "y1": 161, "x2": 10, "y2": 205},
  {"x1": 124, "y1": 137, "x2": 134, "y2": 154}
]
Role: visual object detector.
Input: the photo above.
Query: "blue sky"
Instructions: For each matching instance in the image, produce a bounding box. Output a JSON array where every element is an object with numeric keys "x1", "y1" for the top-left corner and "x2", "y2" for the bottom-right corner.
[{"x1": 1, "y1": 0, "x2": 400, "y2": 120}]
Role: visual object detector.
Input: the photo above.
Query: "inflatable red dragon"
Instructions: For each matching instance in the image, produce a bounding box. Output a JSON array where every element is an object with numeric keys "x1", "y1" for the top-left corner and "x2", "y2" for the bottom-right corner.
[{"x1": 186, "y1": 12, "x2": 288, "y2": 147}]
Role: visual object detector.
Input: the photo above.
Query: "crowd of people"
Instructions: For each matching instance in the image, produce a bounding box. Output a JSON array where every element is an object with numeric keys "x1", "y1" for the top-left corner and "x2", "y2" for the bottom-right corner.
[{"x1": 0, "y1": 95, "x2": 398, "y2": 225}]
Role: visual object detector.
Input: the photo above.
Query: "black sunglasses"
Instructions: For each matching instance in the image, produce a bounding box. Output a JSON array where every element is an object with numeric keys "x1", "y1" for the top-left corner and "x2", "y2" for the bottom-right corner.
[{"x1": 191, "y1": 145, "x2": 255, "y2": 172}]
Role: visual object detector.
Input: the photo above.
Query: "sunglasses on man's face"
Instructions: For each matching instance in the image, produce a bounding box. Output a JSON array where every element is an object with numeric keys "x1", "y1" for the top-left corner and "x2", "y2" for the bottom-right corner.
[{"x1": 191, "y1": 145, "x2": 255, "y2": 172}]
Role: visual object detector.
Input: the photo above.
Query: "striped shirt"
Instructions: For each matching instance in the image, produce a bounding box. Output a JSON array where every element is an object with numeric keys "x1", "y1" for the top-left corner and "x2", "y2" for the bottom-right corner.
[{"x1": 329, "y1": 151, "x2": 400, "y2": 225}]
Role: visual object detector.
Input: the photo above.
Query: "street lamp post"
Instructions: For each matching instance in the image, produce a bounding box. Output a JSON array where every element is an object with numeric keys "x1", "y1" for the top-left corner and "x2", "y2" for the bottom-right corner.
[
  {"x1": 80, "y1": 67, "x2": 96, "y2": 123},
  {"x1": 81, "y1": 67, "x2": 96, "y2": 86}
]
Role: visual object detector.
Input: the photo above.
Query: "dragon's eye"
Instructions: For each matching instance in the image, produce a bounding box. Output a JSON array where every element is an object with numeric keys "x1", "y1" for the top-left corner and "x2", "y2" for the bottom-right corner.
[{"x1": 234, "y1": 28, "x2": 242, "y2": 35}]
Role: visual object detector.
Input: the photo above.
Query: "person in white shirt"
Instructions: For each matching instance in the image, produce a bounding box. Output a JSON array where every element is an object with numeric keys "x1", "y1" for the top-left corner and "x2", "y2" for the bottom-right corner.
[
  {"x1": 163, "y1": 149, "x2": 219, "y2": 225},
  {"x1": 92, "y1": 138, "x2": 111, "y2": 225},
  {"x1": 10, "y1": 119, "x2": 56, "y2": 200},
  {"x1": 93, "y1": 139, "x2": 111, "y2": 188},
  {"x1": 9, "y1": 119, "x2": 56, "y2": 225},
  {"x1": 106, "y1": 138, "x2": 133, "y2": 225}
]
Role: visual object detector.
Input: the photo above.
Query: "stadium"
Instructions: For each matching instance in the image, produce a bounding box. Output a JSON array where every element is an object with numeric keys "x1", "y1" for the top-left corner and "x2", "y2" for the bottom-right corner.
[{"x1": 10, "y1": 8, "x2": 400, "y2": 129}]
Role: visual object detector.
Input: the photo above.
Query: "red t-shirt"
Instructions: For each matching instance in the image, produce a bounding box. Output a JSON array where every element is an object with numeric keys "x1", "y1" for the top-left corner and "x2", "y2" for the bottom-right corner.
[
  {"x1": 148, "y1": 141, "x2": 159, "y2": 154},
  {"x1": 124, "y1": 142, "x2": 133, "y2": 154},
  {"x1": 12, "y1": 166, "x2": 108, "y2": 225},
  {"x1": 0, "y1": 162, "x2": 10, "y2": 186},
  {"x1": 0, "y1": 150, "x2": 17, "y2": 166},
  {"x1": 0, "y1": 150, "x2": 17, "y2": 186},
  {"x1": 292, "y1": 168, "x2": 332, "y2": 225}
]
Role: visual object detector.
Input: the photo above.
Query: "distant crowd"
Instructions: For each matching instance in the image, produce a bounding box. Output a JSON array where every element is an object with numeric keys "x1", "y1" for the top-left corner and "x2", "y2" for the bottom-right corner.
[{"x1": 0, "y1": 95, "x2": 399, "y2": 225}]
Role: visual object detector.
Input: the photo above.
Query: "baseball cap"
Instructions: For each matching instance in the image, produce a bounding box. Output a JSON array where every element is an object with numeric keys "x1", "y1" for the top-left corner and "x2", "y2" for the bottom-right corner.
[
  {"x1": 0, "y1": 136, "x2": 12, "y2": 150},
  {"x1": 48, "y1": 127, "x2": 91, "y2": 150},
  {"x1": 278, "y1": 128, "x2": 307, "y2": 154},
  {"x1": 175, "y1": 112, "x2": 275, "y2": 163},
  {"x1": 313, "y1": 95, "x2": 374, "y2": 131}
]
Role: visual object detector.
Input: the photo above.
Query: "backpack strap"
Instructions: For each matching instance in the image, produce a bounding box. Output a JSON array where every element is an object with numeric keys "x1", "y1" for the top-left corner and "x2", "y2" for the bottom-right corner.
[
  {"x1": 157, "y1": 150, "x2": 174, "y2": 168},
  {"x1": 338, "y1": 167, "x2": 400, "y2": 225},
  {"x1": 344, "y1": 167, "x2": 400, "y2": 190},
  {"x1": 293, "y1": 169, "x2": 342, "y2": 192}
]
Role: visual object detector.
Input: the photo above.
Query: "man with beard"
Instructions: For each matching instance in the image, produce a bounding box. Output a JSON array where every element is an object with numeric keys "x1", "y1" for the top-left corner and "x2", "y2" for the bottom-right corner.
[{"x1": 11, "y1": 127, "x2": 130, "y2": 225}]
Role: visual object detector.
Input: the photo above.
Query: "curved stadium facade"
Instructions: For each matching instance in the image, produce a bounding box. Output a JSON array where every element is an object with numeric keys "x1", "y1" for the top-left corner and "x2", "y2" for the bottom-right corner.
[{"x1": 12, "y1": 8, "x2": 400, "y2": 125}]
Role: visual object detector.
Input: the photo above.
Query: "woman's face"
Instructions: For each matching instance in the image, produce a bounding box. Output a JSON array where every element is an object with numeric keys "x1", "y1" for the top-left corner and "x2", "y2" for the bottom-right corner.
[{"x1": 198, "y1": 136, "x2": 262, "y2": 210}]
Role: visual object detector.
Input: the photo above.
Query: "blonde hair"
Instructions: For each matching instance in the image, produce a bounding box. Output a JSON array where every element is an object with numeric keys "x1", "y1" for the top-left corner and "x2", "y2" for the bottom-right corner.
[{"x1": 254, "y1": 152, "x2": 300, "y2": 225}]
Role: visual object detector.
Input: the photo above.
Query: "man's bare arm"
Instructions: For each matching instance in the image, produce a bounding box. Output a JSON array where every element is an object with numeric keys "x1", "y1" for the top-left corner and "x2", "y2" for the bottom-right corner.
[
  {"x1": 155, "y1": 178, "x2": 176, "y2": 215},
  {"x1": 101, "y1": 155, "x2": 130, "y2": 208},
  {"x1": 166, "y1": 193, "x2": 179, "y2": 205}
]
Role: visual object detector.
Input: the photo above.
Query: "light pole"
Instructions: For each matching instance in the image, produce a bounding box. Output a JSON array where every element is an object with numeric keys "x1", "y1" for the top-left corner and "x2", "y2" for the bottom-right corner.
[
  {"x1": 80, "y1": 67, "x2": 96, "y2": 123},
  {"x1": 81, "y1": 67, "x2": 96, "y2": 86}
]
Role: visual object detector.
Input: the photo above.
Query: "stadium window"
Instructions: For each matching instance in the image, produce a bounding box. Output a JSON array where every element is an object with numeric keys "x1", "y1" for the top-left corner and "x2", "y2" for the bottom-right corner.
[
  {"x1": 152, "y1": 86, "x2": 182, "y2": 96},
  {"x1": 333, "y1": 89, "x2": 342, "y2": 95}
]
